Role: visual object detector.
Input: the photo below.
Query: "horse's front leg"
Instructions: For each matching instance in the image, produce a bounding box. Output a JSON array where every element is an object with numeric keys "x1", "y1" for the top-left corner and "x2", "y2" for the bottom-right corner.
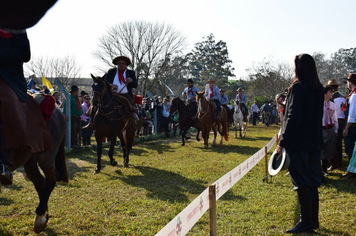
[
  {"x1": 234, "y1": 121, "x2": 238, "y2": 138},
  {"x1": 196, "y1": 128, "x2": 201, "y2": 142},
  {"x1": 108, "y1": 135, "x2": 118, "y2": 167},
  {"x1": 118, "y1": 133, "x2": 127, "y2": 167},
  {"x1": 202, "y1": 126, "x2": 209, "y2": 148},
  {"x1": 181, "y1": 128, "x2": 186, "y2": 146},
  {"x1": 239, "y1": 121, "x2": 242, "y2": 137},
  {"x1": 95, "y1": 135, "x2": 103, "y2": 174}
]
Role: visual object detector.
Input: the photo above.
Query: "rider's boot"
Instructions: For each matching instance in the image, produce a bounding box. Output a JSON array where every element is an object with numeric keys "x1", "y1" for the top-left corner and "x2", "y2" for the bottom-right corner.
[{"x1": 0, "y1": 125, "x2": 14, "y2": 185}]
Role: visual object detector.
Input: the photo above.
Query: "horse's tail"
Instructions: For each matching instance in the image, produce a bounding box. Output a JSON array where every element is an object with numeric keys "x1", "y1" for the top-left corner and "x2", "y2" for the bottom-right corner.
[
  {"x1": 222, "y1": 110, "x2": 229, "y2": 141},
  {"x1": 55, "y1": 136, "x2": 69, "y2": 183}
]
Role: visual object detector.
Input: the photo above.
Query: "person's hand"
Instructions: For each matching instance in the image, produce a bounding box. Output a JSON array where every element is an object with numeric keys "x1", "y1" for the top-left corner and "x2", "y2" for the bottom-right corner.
[
  {"x1": 64, "y1": 114, "x2": 69, "y2": 121},
  {"x1": 276, "y1": 145, "x2": 283, "y2": 154},
  {"x1": 111, "y1": 84, "x2": 118, "y2": 91},
  {"x1": 343, "y1": 128, "x2": 349, "y2": 137},
  {"x1": 126, "y1": 77, "x2": 132, "y2": 84}
]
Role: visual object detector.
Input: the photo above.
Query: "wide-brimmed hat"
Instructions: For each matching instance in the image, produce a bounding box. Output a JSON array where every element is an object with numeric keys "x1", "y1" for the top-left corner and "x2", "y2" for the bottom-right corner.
[
  {"x1": 325, "y1": 79, "x2": 339, "y2": 86},
  {"x1": 207, "y1": 78, "x2": 215, "y2": 83},
  {"x1": 187, "y1": 79, "x2": 194, "y2": 84},
  {"x1": 343, "y1": 73, "x2": 356, "y2": 83},
  {"x1": 112, "y1": 56, "x2": 131, "y2": 66},
  {"x1": 219, "y1": 89, "x2": 225, "y2": 92},
  {"x1": 268, "y1": 148, "x2": 290, "y2": 176},
  {"x1": 237, "y1": 87, "x2": 243, "y2": 92},
  {"x1": 70, "y1": 85, "x2": 79, "y2": 93}
]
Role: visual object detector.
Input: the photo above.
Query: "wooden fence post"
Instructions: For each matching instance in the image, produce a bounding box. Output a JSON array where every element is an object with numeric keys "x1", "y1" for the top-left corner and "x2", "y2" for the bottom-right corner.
[
  {"x1": 275, "y1": 133, "x2": 279, "y2": 145},
  {"x1": 264, "y1": 146, "x2": 268, "y2": 183},
  {"x1": 209, "y1": 184, "x2": 217, "y2": 236}
]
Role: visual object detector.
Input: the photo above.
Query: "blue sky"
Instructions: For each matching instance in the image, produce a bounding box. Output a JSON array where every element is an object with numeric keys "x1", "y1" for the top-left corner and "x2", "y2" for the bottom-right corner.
[{"x1": 27, "y1": 0, "x2": 356, "y2": 79}]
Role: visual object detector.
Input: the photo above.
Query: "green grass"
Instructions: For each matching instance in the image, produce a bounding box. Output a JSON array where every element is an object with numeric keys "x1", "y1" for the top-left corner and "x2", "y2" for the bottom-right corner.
[{"x1": 1, "y1": 124, "x2": 355, "y2": 235}]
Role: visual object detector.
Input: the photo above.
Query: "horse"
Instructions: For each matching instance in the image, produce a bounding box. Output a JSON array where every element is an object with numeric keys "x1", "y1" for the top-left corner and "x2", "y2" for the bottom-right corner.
[
  {"x1": 90, "y1": 74, "x2": 136, "y2": 172},
  {"x1": 196, "y1": 91, "x2": 229, "y2": 148},
  {"x1": 2, "y1": 107, "x2": 68, "y2": 233},
  {"x1": 233, "y1": 100, "x2": 249, "y2": 138},
  {"x1": 169, "y1": 97, "x2": 200, "y2": 146}
]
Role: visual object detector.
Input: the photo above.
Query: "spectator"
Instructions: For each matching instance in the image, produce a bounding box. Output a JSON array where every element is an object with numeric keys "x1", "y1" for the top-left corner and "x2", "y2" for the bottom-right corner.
[
  {"x1": 63, "y1": 85, "x2": 83, "y2": 149},
  {"x1": 261, "y1": 101, "x2": 272, "y2": 127},
  {"x1": 251, "y1": 101, "x2": 259, "y2": 126},
  {"x1": 81, "y1": 95, "x2": 92, "y2": 146},
  {"x1": 320, "y1": 86, "x2": 338, "y2": 180},
  {"x1": 161, "y1": 98, "x2": 170, "y2": 137},
  {"x1": 53, "y1": 91, "x2": 62, "y2": 107},
  {"x1": 325, "y1": 79, "x2": 346, "y2": 170}
]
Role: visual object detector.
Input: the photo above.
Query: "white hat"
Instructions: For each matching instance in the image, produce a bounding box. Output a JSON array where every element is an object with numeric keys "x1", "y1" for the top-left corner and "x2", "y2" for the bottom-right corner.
[{"x1": 268, "y1": 148, "x2": 290, "y2": 176}]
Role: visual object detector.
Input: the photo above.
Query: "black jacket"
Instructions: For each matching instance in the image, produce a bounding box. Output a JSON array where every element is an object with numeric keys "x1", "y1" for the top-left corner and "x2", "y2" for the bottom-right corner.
[
  {"x1": 279, "y1": 81, "x2": 324, "y2": 151},
  {"x1": 0, "y1": 31, "x2": 31, "y2": 102},
  {"x1": 105, "y1": 68, "x2": 138, "y2": 96}
]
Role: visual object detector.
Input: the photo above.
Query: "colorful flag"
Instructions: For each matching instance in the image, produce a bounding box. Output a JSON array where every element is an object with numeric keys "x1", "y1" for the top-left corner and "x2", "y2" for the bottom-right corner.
[{"x1": 42, "y1": 75, "x2": 54, "y2": 95}]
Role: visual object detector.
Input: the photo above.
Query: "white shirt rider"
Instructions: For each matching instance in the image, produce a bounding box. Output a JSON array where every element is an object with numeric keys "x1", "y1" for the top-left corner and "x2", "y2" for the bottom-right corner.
[{"x1": 113, "y1": 69, "x2": 128, "y2": 94}]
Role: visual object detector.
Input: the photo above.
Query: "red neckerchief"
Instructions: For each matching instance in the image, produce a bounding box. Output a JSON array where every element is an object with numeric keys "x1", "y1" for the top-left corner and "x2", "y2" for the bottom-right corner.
[
  {"x1": 75, "y1": 95, "x2": 81, "y2": 111},
  {"x1": 0, "y1": 30, "x2": 12, "y2": 38},
  {"x1": 239, "y1": 94, "x2": 242, "y2": 101},
  {"x1": 342, "y1": 88, "x2": 356, "y2": 111},
  {"x1": 118, "y1": 69, "x2": 125, "y2": 84},
  {"x1": 209, "y1": 86, "x2": 213, "y2": 98},
  {"x1": 188, "y1": 87, "x2": 194, "y2": 95}
]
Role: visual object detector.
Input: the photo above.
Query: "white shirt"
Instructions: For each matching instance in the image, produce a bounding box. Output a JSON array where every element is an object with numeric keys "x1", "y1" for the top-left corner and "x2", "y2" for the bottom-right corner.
[
  {"x1": 348, "y1": 93, "x2": 356, "y2": 123},
  {"x1": 333, "y1": 96, "x2": 346, "y2": 119},
  {"x1": 251, "y1": 104, "x2": 259, "y2": 113},
  {"x1": 162, "y1": 104, "x2": 170, "y2": 117},
  {"x1": 322, "y1": 101, "x2": 338, "y2": 133},
  {"x1": 113, "y1": 69, "x2": 128, "y2": 94}
]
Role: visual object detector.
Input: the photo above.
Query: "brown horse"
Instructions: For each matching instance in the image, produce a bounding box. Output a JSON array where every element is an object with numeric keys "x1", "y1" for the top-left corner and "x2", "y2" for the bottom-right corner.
[
  {"x1": 90, "y1": 74, "x2": 136, "y2": 172},
  {"x1": 196, "y1": 91, "x2": 229, "y2": 148},
  {"x1": 1, "y1": 107, "x2": 68, "y2": 233}
]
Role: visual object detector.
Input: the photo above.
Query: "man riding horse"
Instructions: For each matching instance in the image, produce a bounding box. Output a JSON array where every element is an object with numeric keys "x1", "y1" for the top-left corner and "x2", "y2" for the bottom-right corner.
[
  {"x1": 182, "y1": 79, "x2": 199, "y2": 119},
  {"x1": 83, "y1": 55, "x2": 138, "y2": 130},
  {"x1": 204, "y1": 78, "x2": 221, "y2": 121},
  {"x1": 0, "y1": 31, "x2": 53, "y2": 185},
  {"x1": 236, "y1": 87, "x2": 248, "y2": 121}
]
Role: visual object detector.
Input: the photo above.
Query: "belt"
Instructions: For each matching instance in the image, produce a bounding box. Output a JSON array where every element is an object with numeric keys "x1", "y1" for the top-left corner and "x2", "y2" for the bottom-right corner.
[{"x1": 322, "y1": 125, "x2": 333, "y2": 130}]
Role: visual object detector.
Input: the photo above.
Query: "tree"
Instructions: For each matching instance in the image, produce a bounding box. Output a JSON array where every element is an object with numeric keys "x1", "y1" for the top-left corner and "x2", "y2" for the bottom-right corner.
[
  {"x1": 187, "y1": 34, "x2": 235, "y2": 88},
  {"x1": 246, "y1": 58, "x2": 293, "y2": 101},
  {"x1": 25, "y1": 56, "x2": 82, "y2": 89},
  {"x1": 93, "y1": 20, "x2": 187, "y2": 95}
]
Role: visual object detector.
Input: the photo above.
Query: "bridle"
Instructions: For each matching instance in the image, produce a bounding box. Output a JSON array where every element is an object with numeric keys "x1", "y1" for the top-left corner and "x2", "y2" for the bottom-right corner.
[{"x1": 197, "y1": 96, "x2": 210, "y2": 120}]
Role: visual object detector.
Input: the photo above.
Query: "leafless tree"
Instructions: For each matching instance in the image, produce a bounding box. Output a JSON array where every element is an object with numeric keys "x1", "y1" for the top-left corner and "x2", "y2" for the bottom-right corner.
[
  {"x1": 246, "y1": 58, "x2": 294, "y2": 100},
  {"x1": 93, "y1": 20, "x2": 187, "y2": 95},
  {"x1": 25, "y1": 56, "x2": 82, "y2": 89}
]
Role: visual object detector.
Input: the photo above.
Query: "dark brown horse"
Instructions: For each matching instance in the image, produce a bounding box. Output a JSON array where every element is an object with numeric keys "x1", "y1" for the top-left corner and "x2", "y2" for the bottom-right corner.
[
  {"x1": 2, "y1": 107, "x2": 68, "y2": 233},
  {"x1": 196, "y1": 91, "x2": 229, "y2": 148},
  {"x1": 169, "y1": 97, "x2": 200, "y2": 146},
  {"x1": 90, "y1": 74, "x2": 136, "y2": 172}
]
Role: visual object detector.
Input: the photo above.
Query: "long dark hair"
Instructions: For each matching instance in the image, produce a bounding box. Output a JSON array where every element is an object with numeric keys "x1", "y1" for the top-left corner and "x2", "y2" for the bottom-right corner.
[{"x1": 291, "y1": 54, "x2": 322, "y2": 92}]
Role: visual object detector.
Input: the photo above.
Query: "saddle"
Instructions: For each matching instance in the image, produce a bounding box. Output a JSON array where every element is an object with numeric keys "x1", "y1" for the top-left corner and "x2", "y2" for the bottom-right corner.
[{"x1": 0, "y1": 78, "x2": 53, "y2": 152}]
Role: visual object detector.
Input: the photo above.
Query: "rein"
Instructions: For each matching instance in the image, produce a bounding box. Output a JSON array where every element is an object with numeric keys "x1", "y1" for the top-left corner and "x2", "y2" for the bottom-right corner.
[{"x1": 94, "y1": 84, "x2": 127, "y2": 121}]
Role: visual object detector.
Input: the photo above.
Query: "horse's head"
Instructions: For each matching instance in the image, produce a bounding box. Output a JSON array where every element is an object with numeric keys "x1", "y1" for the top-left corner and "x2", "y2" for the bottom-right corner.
[
  {"x1": 169, "y1": 97, "x2": 179, "y2": 115},
  {"x1": 90, "y1": 73, "x2": 108, "y2": 108},
  {"x1": 234, "y1": 100, "x2": 240, "y2": 112}
]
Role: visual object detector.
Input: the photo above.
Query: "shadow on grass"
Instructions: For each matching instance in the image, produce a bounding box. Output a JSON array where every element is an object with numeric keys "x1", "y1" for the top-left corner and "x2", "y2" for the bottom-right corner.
[
  {"x1": 0, "y1": 229, "x2": 12, "y2": 236},
  {"x1": 0, "y1": 197, "x2": 14, "y2": 206},
  {"x1": 192, "y1": 144, "x2": 260, "y2": 155},
  {"x1": 320, "y1": 176, "x2": 356, "y2": 194},
  {"x1": 44, "y1": 227, "x2": 59, "y2": 236},
  {"x1": 116, "y1": 166, "x2": 206, "y2": 203}
]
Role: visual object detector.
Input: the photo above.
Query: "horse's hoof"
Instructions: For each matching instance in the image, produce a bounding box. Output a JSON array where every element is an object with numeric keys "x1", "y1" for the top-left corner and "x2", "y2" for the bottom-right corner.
[
  {"x1": 94, "y1": 169, "x2": 100, "y2": 174},
  {"x1": 181, "y1": 143, "x2": 185, "y2": 146},
  {"x1": 33, "y1": 213, "x2": 48, "y2": 233},
  {"x1": 111, "y1": 161, "x2": 118, "y2": 166},
  {"x1": 197, "y1": 138, "x2": 201, "y2": 142},
  {"x1": 234, "y1": 136, "x2": 237, "y2": 139},
  {"x1": 123, "y1": 163, "x2": 129, "y2": 168}
]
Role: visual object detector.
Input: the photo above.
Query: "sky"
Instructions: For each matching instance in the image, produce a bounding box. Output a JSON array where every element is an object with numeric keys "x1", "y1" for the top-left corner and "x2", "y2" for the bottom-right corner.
[{"x1": 26, "y1": 0, "x2": 356, "y2": 79}]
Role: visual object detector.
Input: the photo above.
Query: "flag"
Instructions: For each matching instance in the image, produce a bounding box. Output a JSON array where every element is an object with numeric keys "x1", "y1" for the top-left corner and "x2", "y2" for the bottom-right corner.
[{"x1": 42, "y1": 75, "x2": 54, "y2": 95}]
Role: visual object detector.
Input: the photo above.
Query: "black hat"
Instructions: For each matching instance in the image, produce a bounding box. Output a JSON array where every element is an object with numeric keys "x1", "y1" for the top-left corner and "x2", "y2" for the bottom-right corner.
[
  {"x1": 112, "y1": 56, "x2": 131, "y2": 66},
  {"x1": 70, "y1": 85, "x2": 79, "y2": 93},
  {"x1": 80, "y1": 91, "x2": 88, "y2": 96},
  {"x1": 187, "y1": 79, "x2": 194, "y2": 83}
]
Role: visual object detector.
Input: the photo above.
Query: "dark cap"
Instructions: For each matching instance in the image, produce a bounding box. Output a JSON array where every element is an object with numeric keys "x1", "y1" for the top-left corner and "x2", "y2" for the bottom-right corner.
[
  {"x1": 70, "y1": 85, "x2": 79, "y2": 93},
  {"x1": 187, "y1": 79, "x2": 194, "y2": 83}
]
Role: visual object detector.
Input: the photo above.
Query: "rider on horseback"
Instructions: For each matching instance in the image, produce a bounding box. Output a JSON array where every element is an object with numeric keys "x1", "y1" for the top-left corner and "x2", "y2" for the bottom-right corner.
[
  {"x1": 204, "y1": 79, "x2": 221, "y2": 121},
  {"x1": 236, "y1": 88, "x2": 248, "y2": 121},
  {"x1": 0, "y1": 30, "x2": 53, "y2": 185},
  {"x1": 182, "y1": 79, "x2": 199, "y2": 120}
]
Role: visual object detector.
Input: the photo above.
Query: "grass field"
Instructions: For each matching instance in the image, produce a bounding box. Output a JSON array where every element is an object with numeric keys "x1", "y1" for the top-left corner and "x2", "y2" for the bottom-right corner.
[{"x1": 1, "y1": 124, "x2": 356, "y2": 235}]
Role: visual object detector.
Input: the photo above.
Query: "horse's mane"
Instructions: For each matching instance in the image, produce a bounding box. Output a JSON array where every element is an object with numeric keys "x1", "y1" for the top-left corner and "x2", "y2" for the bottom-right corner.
[{"x1": 113, "y1": 93, "x2": 132, "y2": 109}]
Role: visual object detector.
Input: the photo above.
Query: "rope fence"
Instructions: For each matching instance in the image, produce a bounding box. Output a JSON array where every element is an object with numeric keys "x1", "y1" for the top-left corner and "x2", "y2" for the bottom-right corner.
[{"x1": 155, "y1": 133, "x2": 278, "y2": 236}]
